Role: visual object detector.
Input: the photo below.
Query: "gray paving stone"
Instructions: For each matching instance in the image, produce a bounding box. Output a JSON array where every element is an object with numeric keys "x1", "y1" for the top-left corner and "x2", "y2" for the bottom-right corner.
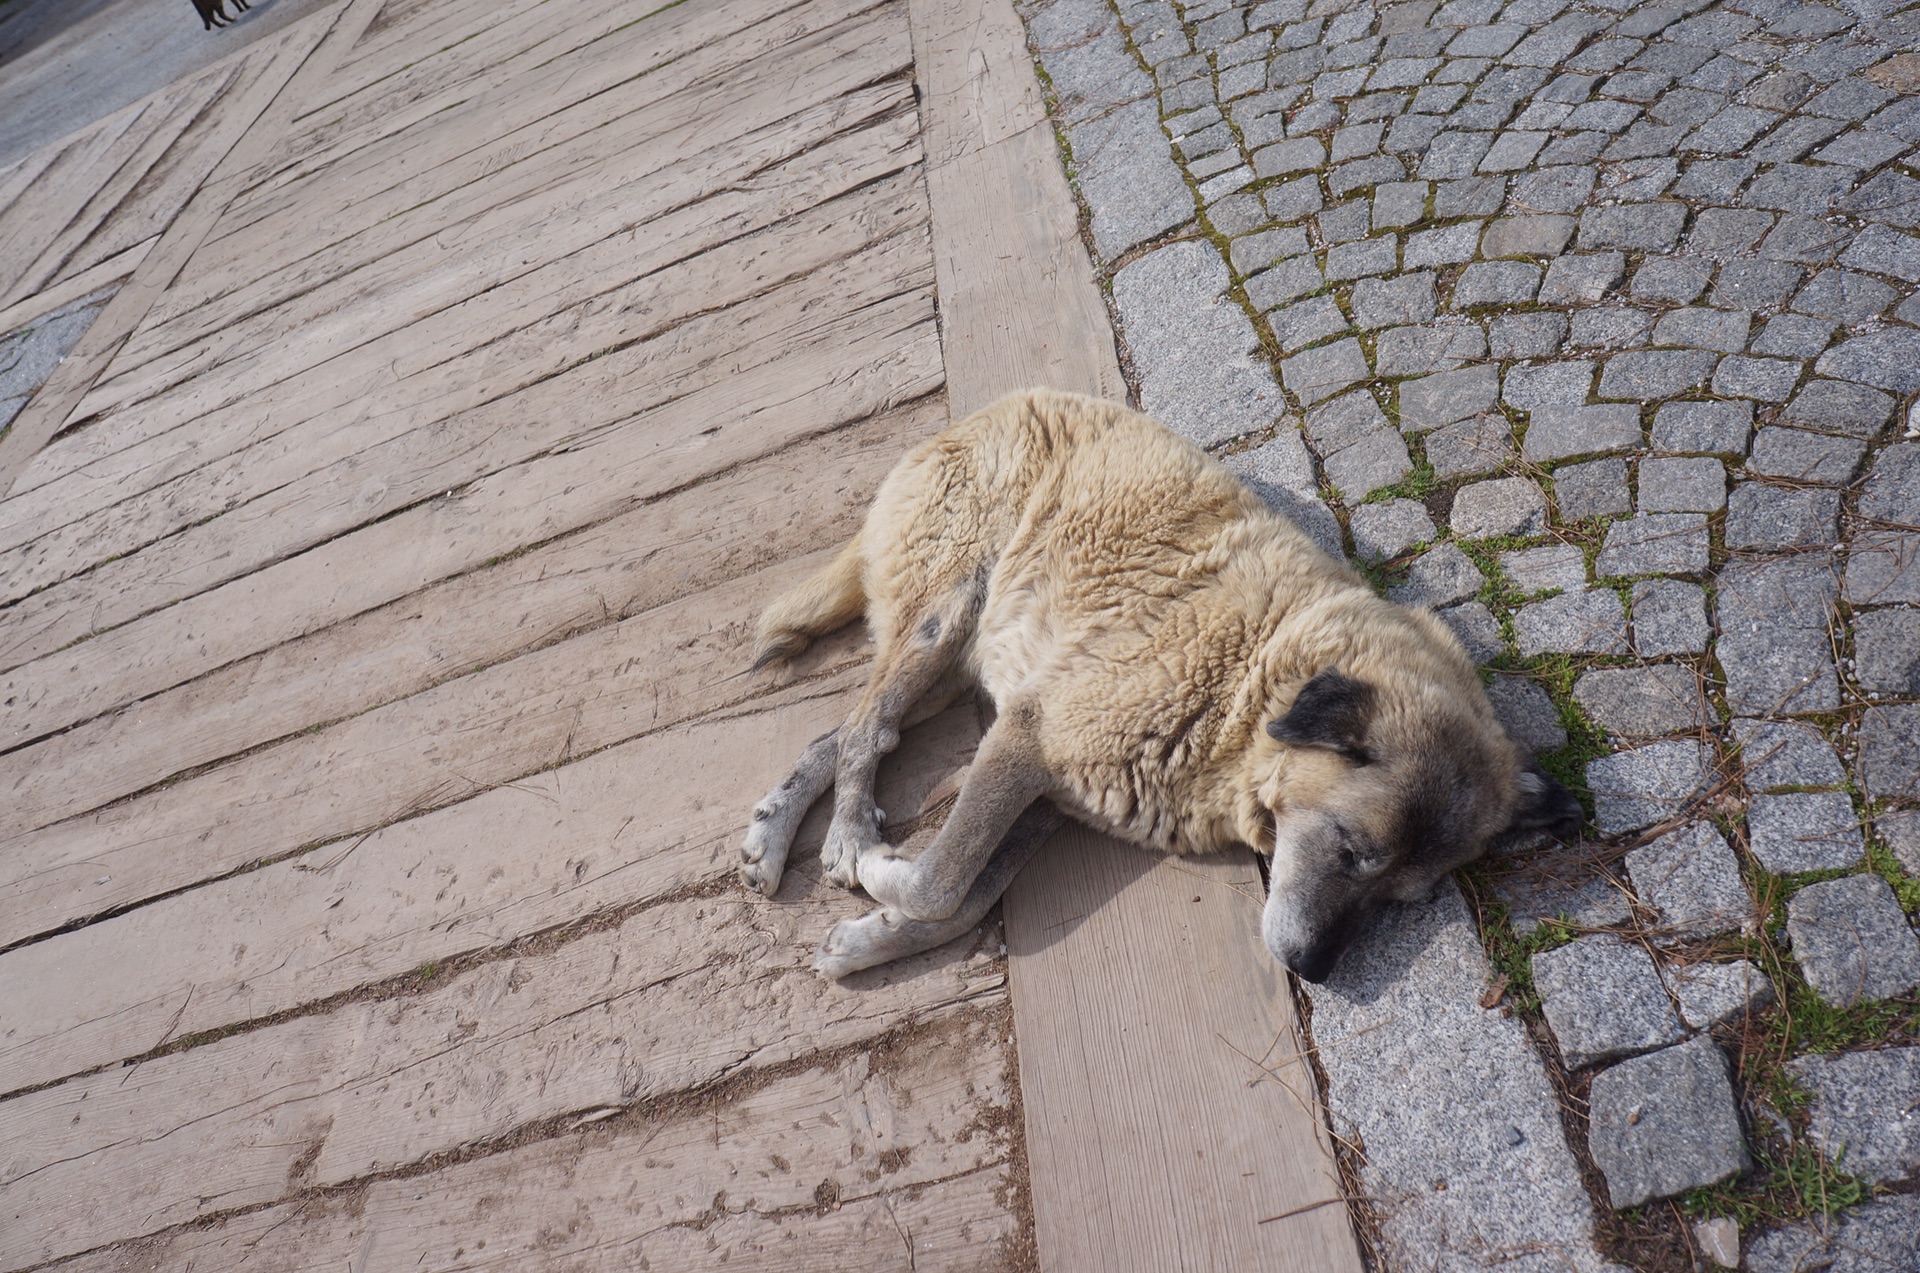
[
  {"x1": 1724, "y1": 482, "x2": 1841, "y2": 551},
  {"x1": 1749, "y1": 792, "x2": 1867, "y2": 873},
  {"x1": 1855, "y1": 607, "x2": 1920, "y2": 696},
  {"x1": 1627, "y1": 257, "x2": 1712, "y2": 308},
  {"x1": 1637, "y1": 457, "x2": 1724, "y2": 514},
  {"x1": 1069, "y1": 101, "x2": 1196, "y2": 261},
  {"x1": 1709, "y1": 258, "x2": 1803, "y2": 310},
  {"x1": 1567, "y1": 307, "x2": 1653, "y2": 351},
  {"x1": 1749, "y1": 1178, "x2": 1920, "y2": 1273},
  {"x1": 1553, "y1": 457, "x2": 1631, "y2": 521},
  {"x1": 1840, "y1": 223, "x2": 1920, "y2": 283},
  {"x1": 1781, "y1": 378, "x2": 1895, "y2": 437},
  {"x1": 1721, "y1": 627, "x2": 1842, "y2": 716},
  {"x1": 1665, "y1": 959, "x2": 1774, "y2": 1030},
  {"x1": 1437, "y1": 600, "x2": 1508, "y2": 663},
  {"x1": 1848, "y1": 531, "x2": 1920, "y2": 608},
  {"x1": 1280, "y1": 337, "x2": 1371, "y2": 407},
  {"x1": 1881, "y1": 808, "x2": 1920, "y2": 879},
  {"x1": 1451, "y1": 476, "x2": 1547, "y2": 537},
  {"x1": 1648, "y1": 399, "x2": 1752, "y2": 454},
  {"x1": 1758, "y1": 212, "x2": 1851, "y2": 265},
  {"x1": 1351, "y1": 273, "x2": 1437, "y2": 329},
  {"x1": 1793, "y1": 267, "x2": 1899, "y2": 323},
  {"x1": 1036, "y1": 8, "x2": 1153, "y2": 125},
  {"x1": 1389, "y1": 542, "x2": 1487, "y2": 608},
  {"x1": 1406, "y1": 221, "x2": 1485, "y2": 269},
  {"x1": 1479, "y1": 214, "x2": 1575, "y2": 258},
  {"x1": 1588, "y1": 1037, "x2": 1749, "y2": 1208},
  {"x1": 1224, "y1": 421, "x2": 1319, "y2": 499},
  {"x1": 1505, "y1": 360, "x2": 1597, "y2": 416},
  {"x1": 1491, "y1": 850, "x2": 1633, "y2": 940},
  {"x1": 1787, "y1": 874, "x2": 1920, "y2": 1008},
  {"x1": 1596, "y1": 349, "x2": 1718, "y2": 400},
  {"x1": 1687, "y1": 206, "x2": 1776, "y2": 259},
  {"x1": 1372, "y1": 180, "x2": 1430, "y2": 229},
  {"x1": 1596, "y1": 513, "x2": 1710, "y2": 577},
  {"x1": 1574, "y1": 665, "x2": 1712, "y2": 737},
  {"x1": 1373, "y1": 323, "x2": 1487, "y2": 378},
  {"x1": 1732, "y1": 718, "x2": 1847, "y2": 793},
  {"x1": 1265, "y1": 295, "x2": 1351, "y2": 352},
  {"x1": 1588, "y1": 740, "x2": 1710, "y2": 835},
  {"x1": 1627, "y1": 822, "x2": 1751, "y2": 940},
  {"x1": 1578, "y1": 202, "x2": 1688, "y2": 253},
  {"x1": 1264, "y1": 174, "x2": 1326, "y2": 222},
  {"x1": 1859, "y1": 443, "x2": 1920, "y2": 523},
  {"x1": 1502, "y1": 545, "x2": 1586, "y2": 595},
  {"x1": 1317, "y1": 199, "x2": 1372, "y2": 244},
  {"x1": 1750, "y1": 313, "x2": 1838, "y2": 360},
  {"x1": 1508, "y1": 164, "x2": 1598, "y2": 214},
  {"x1": 1350, "y1": 498, "x2": 1435, "y2": 563},
  {"x1": 1539, "y1": 251, "x2": 1627, "y2": 304},
  {"x1": 1748, "y1": 428, "x2": 1866, "y2": 486},
  {"x1": 1631, "y1": 579, "x2": 1709, "y2": 657},
  {"x1": 1245, "y1": 255, "x2": 1326, "y2": 311},
  {"x1": 1650, "y1": 307, "x2": 1750, "y2": 354},
  {"x1": 1396, "y1": 364, "x2": 1498, "y2": 433},
  {"x1": 1671, "y1": 157, "x2": 1757, "y2": 202},
  {"x1": 1488, "y1": 674, "x2": 1569, "y2": 754},
  {"x1": 1305, "y1": 884, "x2": 1625, "y2": 1273},
  {"x1": 1535, "y1": 936, "x2": 1683, "y2": 1071},
  {"x1": 1325, "y1": 235, "x2": 1400, "y2": 281},
  {"x1": 1523, "y1": 404, "x2": 1642, "y2": 463},
  {"x1": 1426, "y1": 414, "x2": 1516, "y2": 478},
  {"x1": 1324, "y1": 431, "x2": 1416, "y2": 501},
  {"x1": 1488, "y1": 312, "x2": 1569, "y2": 360},
  {"x1": 1306, "y1": 390, "x2": 1389, "y2": 456},
  {"x1": 1816, "y1": 328, "x2": 1920, "y2": 395},
  {"x1": 1451, "y1": 260, "x2": 1542, "y2": 307},
  {"x1": 1111, "y1": 241, "x2": 1287, "y2": 447},
  {"x1": 1517, "y1": 589, "x2": 1630, "y2": 657}
]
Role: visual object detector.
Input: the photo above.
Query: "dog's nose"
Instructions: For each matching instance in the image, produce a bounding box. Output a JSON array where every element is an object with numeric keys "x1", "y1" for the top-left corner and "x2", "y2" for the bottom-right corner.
[{"x1": 1284, "y1": 944, "x2": 1339, "y2": 984}]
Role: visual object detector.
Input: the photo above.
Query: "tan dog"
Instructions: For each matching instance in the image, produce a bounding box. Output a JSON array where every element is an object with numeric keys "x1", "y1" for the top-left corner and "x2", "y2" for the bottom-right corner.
[{"x1": 740, "y1": 389, "x2": 1580, "y2": 981}]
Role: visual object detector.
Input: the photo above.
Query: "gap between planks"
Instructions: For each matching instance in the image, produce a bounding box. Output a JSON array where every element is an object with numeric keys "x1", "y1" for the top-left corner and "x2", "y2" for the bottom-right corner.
[{"x1": 902, "y1": 0, "x2": 1365, "y2": 1268}]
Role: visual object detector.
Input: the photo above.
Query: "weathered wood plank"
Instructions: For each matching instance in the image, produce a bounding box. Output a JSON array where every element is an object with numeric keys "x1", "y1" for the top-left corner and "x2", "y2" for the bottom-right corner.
[
  {"x1": 0, "y1": 396, "x2": 934, "y2": 846},
  {"x1": 904, "y1": 0, "x2": 1364, "y2": 1267},
  {"x1": 0, "y1": 0, "x2": 365, "y2": 499},
  {"x1": 0, "y1": 239, "x2": 937, "y2": 728},
  {"x1": 0, "y1": 110, "x2": 923, "y2": 608},
  {"x1": 81, "y1": 9, "x2": 914, "y2": 445},
  {"x1": 0, "y1": 319, "x2": 940, "y2": 945},
  {"x1": 0, "y1": 106, "x2": 147, "y2": 303},
  {"x1": 0, "y1": 95, "x2": 918, "y2": 559},
  {"x1": 1007, "y1": 832, "x2": 1360, "y2": 1271},
  {"x1": 3, "y1": 959, "x2": 1014, "y2": 1270},
  {"x1": 55, "y1": 1165, "x2": 1016, "y2": 1273}
]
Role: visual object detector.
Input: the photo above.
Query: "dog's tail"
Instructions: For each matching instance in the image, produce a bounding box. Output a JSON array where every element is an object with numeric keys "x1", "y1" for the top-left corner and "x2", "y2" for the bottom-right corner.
[{"x1": 752, "y1": 538, "x2": 866, "y2": 669}]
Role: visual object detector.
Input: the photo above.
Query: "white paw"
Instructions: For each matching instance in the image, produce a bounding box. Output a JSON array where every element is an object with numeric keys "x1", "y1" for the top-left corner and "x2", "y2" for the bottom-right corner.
[
  {"x1": 813, "y1": 909, "x2": 901, "y2": 979},
  {"x1": 855, "y1": 847, "x2": 915, "y2": 909},
  {"x1": 739, "y1": 808, "x2": 789, "y2": 895}
]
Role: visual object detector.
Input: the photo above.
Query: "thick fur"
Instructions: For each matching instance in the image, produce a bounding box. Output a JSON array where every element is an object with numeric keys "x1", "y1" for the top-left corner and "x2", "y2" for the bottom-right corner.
[{"x1": 743, "y1": 389, "x2": 1581, "y2": 982}]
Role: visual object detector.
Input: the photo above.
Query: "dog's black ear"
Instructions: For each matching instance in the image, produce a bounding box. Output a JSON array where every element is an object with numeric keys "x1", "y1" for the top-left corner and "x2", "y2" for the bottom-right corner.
[
  {"x1": 1509, "y1": 761, "x2": 1585, "y2": 841},
  {"x1": 1267, "y1": 668, "x2": 1375, "y2": 762}
]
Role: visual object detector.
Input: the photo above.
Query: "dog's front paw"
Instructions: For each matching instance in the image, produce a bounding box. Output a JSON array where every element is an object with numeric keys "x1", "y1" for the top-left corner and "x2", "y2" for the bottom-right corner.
[
  {"x1": 813, "y1": 908, "x2": 903, "y2": 979},
  {"x1": 739, "y1": 805, "x2": 789, "y2": 895}
]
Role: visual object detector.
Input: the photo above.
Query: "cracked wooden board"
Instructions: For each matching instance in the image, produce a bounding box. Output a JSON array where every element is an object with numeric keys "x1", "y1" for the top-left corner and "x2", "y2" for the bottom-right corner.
[{"x1": 9, "y1": 1011, "x2": 1020, "y2": 1270}]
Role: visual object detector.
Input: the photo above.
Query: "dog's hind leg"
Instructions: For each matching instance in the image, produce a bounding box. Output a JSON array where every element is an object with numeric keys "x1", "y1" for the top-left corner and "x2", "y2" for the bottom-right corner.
[
  {"x1": 815, "y1": 801, "x2": 1063, "y2": 978},
  {"x1": 819, "y1": 585, "x2": 980, "y2": 888},
  {"x1": 856, "y1": 701, "x2": 1052, "y2": 921}
]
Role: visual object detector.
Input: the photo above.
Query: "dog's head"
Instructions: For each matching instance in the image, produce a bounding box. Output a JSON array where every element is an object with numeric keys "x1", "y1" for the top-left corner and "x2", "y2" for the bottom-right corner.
[{"x1": 1253, "y1": 664, "x2": 1582, "y2": 984}]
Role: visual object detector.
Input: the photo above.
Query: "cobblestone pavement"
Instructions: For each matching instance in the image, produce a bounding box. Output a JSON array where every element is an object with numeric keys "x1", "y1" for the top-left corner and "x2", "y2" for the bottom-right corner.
[{"x1": 1014, "y1": 0, "x2": 1920, "y2": 1264}]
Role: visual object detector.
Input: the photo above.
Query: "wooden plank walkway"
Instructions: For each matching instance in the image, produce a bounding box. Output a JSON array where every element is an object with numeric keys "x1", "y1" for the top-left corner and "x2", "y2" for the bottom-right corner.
[{"x1": 0, "y1": 0, "x2": 1359, "y2": 1267}]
